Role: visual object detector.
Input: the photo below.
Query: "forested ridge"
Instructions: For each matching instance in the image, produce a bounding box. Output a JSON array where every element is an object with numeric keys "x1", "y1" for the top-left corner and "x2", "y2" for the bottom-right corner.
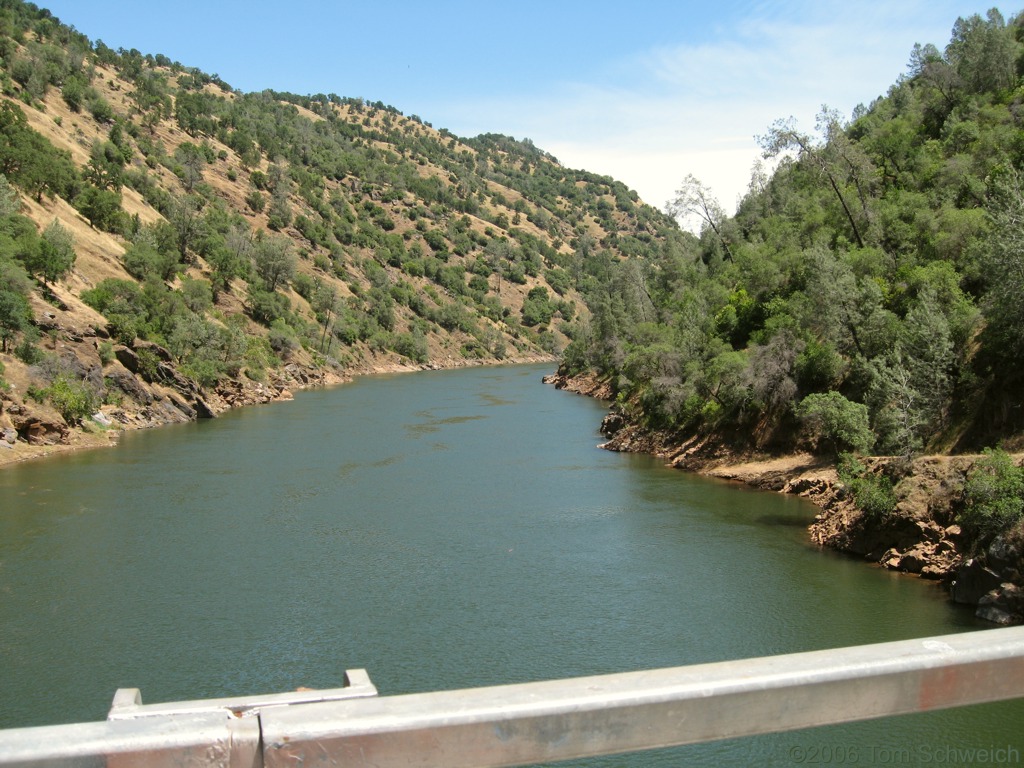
[
  {"x1": 0, "y1": 0, "x2": 682, "y2": 453},
  {"x1": 562, "y1": 8, "x2": 1024, "y2": 459}
]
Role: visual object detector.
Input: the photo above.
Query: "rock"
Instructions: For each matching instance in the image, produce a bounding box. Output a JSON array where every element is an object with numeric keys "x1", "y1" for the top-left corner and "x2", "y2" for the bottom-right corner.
[
  {"x1": 987, "y1": 535, "x2": 1022, "y2": 574},
  {"x1": 91, "y1": 412, "x2": 113, "y2": 427},
  {"x1": 915, "y1": 520, "x2": 942, "y2": 542},
  {"x1": 7, "y1": 404, "x2": 68, "y2": 445},
  {"x1": 134, "y1": 340, "x2": 173, "y2": 363},
  {"x1": 156, "y1": 362, "x2": 198, "y2": 397},
  {"x1": 895, "y1": 543, "x2": 935, "y2": 574},
  {"x1": 108, "y1": 409, "x2": 132, "y2": 425},
  {"x1": 600, "y1": 411, "x2": 625, "y2": 437},
  {"x1": 951, "y1": 559, "x2": 1003, "y2": 605},
  {"x1": 116, "y1": 343, "x2": 176, "y2": 385},
  {"x1": 164, "y1": 394, "x2": 196, "y2": 421},
  {"x1": 1, "y1": 427, "x2": 16, "y2": 445},
  {"x1": 193, "y1": 397, "x2": 216, "y2": 419},
  {"x1": 104, "y1": 367, "x2": 153, "y2": 405},
  {"x1": 976, "y1": 584, "x2": 1024, "y2": 625},
  {"x1": 881, "y1": 548, "x2": 902, "y2": 569},
  {"x1": 920, "y1": 564, "x2": 947, "y2": 580},
  {"x1": 114, "y1": 345, "x2": 142, "y2": 374}
]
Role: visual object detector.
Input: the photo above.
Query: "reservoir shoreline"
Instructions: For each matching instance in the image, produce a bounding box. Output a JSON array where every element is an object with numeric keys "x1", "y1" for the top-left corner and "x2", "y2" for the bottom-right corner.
[
  {"x1": 544, "y1": 370, "x2": 1024, "y2": 626},
  {"x1": 0, "y1": 352, "x2": 557, "y2": 469}
]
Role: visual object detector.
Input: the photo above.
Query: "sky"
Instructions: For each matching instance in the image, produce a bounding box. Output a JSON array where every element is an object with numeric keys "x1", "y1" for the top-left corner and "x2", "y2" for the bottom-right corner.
[{"x1": 40, "y1": 0, "x2": 1004, "y2": 218}]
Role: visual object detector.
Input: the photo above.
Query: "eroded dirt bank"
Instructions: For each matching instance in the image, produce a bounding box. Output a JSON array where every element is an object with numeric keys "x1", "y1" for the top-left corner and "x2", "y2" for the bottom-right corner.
[{"x1": 545, "y1": 372, "x2": 1023, "y2": 625}]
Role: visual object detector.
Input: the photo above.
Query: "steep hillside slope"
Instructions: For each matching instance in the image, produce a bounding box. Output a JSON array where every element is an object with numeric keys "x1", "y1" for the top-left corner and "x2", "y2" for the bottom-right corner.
[{"x1": 0, "y1": 1, "x2": 682, "y2": 462}]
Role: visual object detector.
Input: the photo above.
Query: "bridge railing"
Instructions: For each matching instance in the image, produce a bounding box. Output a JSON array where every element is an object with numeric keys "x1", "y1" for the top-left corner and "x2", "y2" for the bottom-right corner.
[{"x1": 2, "y1": 626, "x2": 1023, "y2": 768}]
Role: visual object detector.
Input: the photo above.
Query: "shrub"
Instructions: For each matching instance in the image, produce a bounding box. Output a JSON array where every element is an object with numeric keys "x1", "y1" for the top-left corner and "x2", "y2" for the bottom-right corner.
[
  {"x1": 392, "y1": 331, "x2": 428, "y2": 363},
  {"x1": 46, "y1": 374, "x2": 99, "y2": 424},
  {"x1": 795, "y1": 392, "x2": 874, "y2": 455},
  {"x1": 97, "y1": 340, "x2": 114, "y2": 365},
  {"x1": 959, "y1": 449, "x2": 1024, "y2": 545},
  {"x1": 14, "y1": 338, "x2": 43, "y2": 364},
  {"x1": 837, "y1": 454, "x2": 898, "y2": 520}
]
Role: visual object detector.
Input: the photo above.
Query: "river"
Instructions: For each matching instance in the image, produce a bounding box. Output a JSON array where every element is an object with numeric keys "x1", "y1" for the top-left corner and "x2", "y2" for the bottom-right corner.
[{"x1": 0, "y1": 363, "x2": 1019, "y2": 765}]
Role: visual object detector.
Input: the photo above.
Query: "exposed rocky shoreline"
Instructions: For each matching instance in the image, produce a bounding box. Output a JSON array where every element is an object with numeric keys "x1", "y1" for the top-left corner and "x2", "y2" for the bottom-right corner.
[
  {"x1": 0, "y1": 324, "x2": 555, "y2": 468},
  {"x1": 544, "y1": 371, "x2": 1024, "y2": 625}
]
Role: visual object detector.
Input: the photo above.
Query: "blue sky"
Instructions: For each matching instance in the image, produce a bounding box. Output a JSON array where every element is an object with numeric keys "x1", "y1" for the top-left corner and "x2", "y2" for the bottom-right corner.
[{"x1": 41, "y1": 1, "x2": 1004, "y2": 215}]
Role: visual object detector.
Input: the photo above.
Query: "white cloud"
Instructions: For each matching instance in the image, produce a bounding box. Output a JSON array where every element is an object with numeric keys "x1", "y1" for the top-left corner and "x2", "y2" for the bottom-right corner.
[{"x1": 441, "y1": 1, "x2": 981, "y2": 217}]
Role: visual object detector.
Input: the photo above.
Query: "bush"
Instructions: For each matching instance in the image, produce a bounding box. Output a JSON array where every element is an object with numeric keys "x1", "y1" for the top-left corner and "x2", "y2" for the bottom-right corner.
[
  {"x1": 247, "y1": 288, "x2": 290, "y2": 326},
  {"x1": 959, "y1": 449, "x2": 1024, "y2": 545},
  {"x1": 837, "y1": 454, "x2": 898, "y2": 520},
  {"x1": 14, "y1": 337, "x2": 43, "y2": 364},
  {"x1": 97, "y1": 340, "x2": 114, "y2": 365},
  {"x1": 46, "y1": 374, "x2": 99, "y2": 424},
  {"x1": 795, "y1": 392, "x2": 874, "y2": 455},
  {"x1": 392, "y1": 331, "x2": 428, "y2": 363}
]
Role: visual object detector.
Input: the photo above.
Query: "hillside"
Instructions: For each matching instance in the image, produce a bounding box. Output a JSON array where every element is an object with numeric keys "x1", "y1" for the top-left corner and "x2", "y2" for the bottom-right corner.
[{"x1": 0, "y1": 0, "x2": 683, "y2": 463}]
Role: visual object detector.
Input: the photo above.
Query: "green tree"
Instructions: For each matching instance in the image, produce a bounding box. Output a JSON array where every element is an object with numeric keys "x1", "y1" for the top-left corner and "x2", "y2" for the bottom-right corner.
[
  {"x1": 45, "y1": 374, "x2": 99, "y2": 424},
  {"x1": 251, "y1": 234, "x2": 295, "y2": 292},
  {"x1": 174, "y1": 142, "x2": 206, "y2": 193},
  {"x1": 86, "y1": 140, "x2": 126, "y2": 191},
  {"x1": 980, "y1": 170, "x2": 1024, "y2": 364},
  {"x1": 665, "y1": 174, "x2": 734, "y2": 259},
  {"x1": 74, "y1": 185, "x2": 124, "y2": 232},
  {"x1": 33, "y1": 219, "x2": 75, "y2": 285},
  {"x1": 758, "y1": 109, "x2": 871, "y2": 249},
  {"x1": 945, "y1": 9, "x2": 1018, "y2": 94},
  {"x1": 521, "y1": 286, "x2": 554, "y2": 327},
  {"x1": 795, "y1": 392, "x2": 874, "y2": 455},
  {"x1": 166, "y1": 195, "x2": 206, "y2": 261},
  {"x1": 0, "y1": 102, "x2": 78, "y2": 203},
  {"x1": 122, "y1": 239, "x2": 179, "y2": 281},
  {"x1": 0, "y1": 278, "x2": 31, "y2": 352}
]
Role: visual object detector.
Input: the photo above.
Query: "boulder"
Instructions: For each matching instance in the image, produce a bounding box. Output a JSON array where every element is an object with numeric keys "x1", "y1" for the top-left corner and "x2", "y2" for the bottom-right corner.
[
  {"x1": 894, "y1": 542, "x2": 935, "y2": 574},
  {"x1": 91, "y1": 411, "x2": 113, "y2": 427},
  {"x1": 600, "y1": 411, "x2": 626, "y2": 437},
  {"x1": 881, "y1": 548, "x2": 902, "y2": 569},
  {"x1": 976, "y1": 584, "x2": 1024, "y2": 625},
  {"x1": 164, "y1": 394, "x2": 196, "y2": 421},
  {"x1": 193, "y1": 397, "x2": 217, "y2": 419},
  {"x1": 987, "y1": 535, "x2": 1022, "y2": 574},
  {"x1": 951, "y1": 559, "x2": 1003, "y2": 605},
  {"x1": 115, "y1": 346, "x2": 145, "y2": 377}
]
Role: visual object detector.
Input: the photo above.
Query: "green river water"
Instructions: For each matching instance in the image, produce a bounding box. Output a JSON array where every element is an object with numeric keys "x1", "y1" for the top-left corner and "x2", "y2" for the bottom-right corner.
[{"x1": 0, "y1": 363, "x2": 1020, "y2": 765}]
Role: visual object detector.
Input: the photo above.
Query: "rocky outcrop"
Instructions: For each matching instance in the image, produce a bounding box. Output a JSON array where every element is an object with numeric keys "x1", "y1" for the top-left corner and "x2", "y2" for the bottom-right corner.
[
  {"x1": 542, "y1": 371, "x2": 614, "y2": 400},
  {"x1": 803, "y1": 457, "x2": 1023, "y2": 623},
  {"x1": 104, "y1": 366, "x2": 154, "y2": 405},
  {"x1": 5, "y1": 402, "x2": 69, "y2": 445}
]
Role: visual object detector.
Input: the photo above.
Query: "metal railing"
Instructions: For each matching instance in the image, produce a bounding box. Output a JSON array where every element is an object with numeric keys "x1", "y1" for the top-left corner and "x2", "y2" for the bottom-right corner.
[{"x1": 2, "y1": 627, "x2": 1024, "y2": 768}]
